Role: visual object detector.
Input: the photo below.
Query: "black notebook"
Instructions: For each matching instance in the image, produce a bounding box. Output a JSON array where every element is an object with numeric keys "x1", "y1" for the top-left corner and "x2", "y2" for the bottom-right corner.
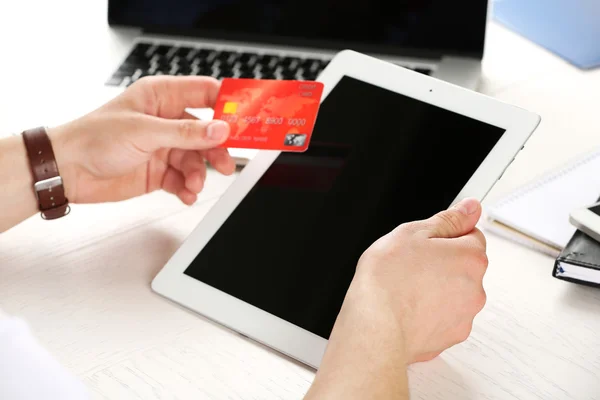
[{"x1": 553, "y1": 228, "x2": 600, "y2": 287}]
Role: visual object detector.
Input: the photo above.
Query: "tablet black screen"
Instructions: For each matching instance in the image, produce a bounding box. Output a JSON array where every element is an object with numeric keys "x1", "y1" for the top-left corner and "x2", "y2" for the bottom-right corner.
[{"x1": 184, "y1": 76, "x2": 505, "y2": 339}]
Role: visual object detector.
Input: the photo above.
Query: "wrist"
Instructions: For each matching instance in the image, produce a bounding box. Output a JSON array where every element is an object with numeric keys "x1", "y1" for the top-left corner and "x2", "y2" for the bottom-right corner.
[
  {"x1": 47, "y1": 123, "x2": 78, "y2": 203},
  {"x1": 306, "y1": 279, "x2": 409, "y2": 399},
  {"x1": 337, "y1": 279, "x2": 408, "y2": 360},
  {"x1": 0, "y1": 136, "x2": 40, "y2": 231}
]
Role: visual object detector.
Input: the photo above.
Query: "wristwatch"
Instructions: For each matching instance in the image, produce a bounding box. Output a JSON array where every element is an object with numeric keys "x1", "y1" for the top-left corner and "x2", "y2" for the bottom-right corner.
[{"x1": 21, "y1": 127, "x2": 70, "y2": 220}]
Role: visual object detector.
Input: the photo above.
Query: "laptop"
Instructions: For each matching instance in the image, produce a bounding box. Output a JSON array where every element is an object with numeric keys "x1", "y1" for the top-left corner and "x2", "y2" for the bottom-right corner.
[{"x1": 103, "y1": 0, "x2": 490, "y2": 163}]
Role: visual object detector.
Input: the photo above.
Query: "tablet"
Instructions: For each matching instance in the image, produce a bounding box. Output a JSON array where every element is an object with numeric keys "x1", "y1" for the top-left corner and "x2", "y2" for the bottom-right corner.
[{"x1": 152, "y1": 50, "x2": 541, "y2": 368}]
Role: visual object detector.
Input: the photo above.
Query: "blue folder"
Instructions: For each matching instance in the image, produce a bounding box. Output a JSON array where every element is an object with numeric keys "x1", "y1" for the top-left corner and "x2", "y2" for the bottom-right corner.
[{"x1": 493, "y1": 0, "x2": 600, "y2": 69}]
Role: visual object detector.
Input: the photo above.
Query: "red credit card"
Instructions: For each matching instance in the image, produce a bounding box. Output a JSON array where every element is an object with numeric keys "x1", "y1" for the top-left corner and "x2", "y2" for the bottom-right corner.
[{"x1": 213, "y1": 78, "x2": 324, "y2": 152}]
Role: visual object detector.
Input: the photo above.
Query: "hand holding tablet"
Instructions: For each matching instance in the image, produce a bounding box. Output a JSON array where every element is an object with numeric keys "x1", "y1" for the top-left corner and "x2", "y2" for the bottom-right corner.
[{"x1": 306, "y1": 197, "x2": 487, "y2": 398}]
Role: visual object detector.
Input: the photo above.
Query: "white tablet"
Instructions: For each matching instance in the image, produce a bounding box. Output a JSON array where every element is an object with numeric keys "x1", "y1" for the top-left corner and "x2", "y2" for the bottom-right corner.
[{"x1": 152, "y1": 50, "x2": 541, "y2": 368}]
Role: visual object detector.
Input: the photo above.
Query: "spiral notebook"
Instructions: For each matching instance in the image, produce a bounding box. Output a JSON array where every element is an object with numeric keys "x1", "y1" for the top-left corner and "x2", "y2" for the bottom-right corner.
[{"x1": 482, "y1": 148, "x2": 600, "y2": 257}]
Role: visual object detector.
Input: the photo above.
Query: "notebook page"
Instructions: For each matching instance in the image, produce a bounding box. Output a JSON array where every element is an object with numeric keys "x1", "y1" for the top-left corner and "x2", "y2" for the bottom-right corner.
[{"x1": 486, "y1": 148, "x2": 600, "y2": 249}]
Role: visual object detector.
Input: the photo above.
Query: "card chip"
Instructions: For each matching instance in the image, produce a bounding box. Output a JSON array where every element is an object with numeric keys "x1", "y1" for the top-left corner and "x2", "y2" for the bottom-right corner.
[{"x1": 223, "y1": 102, "x2": 238, "y2": 114}]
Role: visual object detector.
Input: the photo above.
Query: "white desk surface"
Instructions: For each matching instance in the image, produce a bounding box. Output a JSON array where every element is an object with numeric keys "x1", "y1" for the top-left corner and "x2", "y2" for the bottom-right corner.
[{"x1": 2, "y1": 1, "x2": 600, "y2": 399}]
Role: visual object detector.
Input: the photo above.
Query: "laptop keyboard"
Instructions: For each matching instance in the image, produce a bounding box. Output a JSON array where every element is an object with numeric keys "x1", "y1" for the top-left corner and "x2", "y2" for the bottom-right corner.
[{"x1": 106, "y1": 42, "x2": 432, "y2": 87}]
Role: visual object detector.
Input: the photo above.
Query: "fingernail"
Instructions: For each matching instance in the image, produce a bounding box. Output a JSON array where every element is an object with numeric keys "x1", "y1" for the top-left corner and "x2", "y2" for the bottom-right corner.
[
  {"x1": 453, "y1": 198, "x2": 479, "y2": 215},
  {"x1": 207, "y1": 121, "x2": 229, "y2": 141}
]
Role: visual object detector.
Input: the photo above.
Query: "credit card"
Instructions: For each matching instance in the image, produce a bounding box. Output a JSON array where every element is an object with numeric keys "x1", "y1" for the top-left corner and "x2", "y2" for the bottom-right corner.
[{"x1": 213, "y1": 78, "x2": 324, "y2": 152}]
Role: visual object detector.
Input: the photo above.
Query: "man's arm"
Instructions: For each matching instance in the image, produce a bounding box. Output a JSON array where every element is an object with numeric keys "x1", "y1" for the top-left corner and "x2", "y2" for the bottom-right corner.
[
  {"x1": 305, "y1": 285, "x2": 410, "y2": 399},
  {"x1": 0, "y1": 135, "x2": 40, "y2": 232},
  {"x1": 0, "y1": 76, "x2": 234, "y2": 234}
]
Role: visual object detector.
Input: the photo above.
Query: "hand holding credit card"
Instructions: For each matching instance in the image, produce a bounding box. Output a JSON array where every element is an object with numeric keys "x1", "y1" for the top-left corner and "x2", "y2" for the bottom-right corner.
[{"x1": 213, "y1": 78, "x2": 324, "y2": 152}]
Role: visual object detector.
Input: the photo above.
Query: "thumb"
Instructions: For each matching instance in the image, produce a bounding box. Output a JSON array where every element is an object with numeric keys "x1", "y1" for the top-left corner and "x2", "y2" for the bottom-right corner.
[
  {"x1": 141, "y1": 117, "x2": 230, "y2": 151},
  {"x1": 425, "y1": 198, "x2": 482, "y2": 239}
]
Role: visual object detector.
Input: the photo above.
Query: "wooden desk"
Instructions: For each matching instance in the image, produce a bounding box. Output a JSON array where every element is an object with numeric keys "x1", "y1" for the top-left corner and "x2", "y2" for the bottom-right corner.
[{"x1": 2, "y1": 1, "x2": 600, "y2": 398}]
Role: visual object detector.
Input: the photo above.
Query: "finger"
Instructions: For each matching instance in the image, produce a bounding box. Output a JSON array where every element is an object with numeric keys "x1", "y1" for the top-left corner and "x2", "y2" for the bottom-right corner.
[
  {"x1": 131, "y1": 76, "x2": 221, "y2": 119},
  {"x1": 416, "y1": 198, "x2": 482, "y2": 239},
  {"x1": 436, "y1": 232, "x2": 488, "y2": 279},
  {"x1": 201, "y1": 148, "x2": 236, "y2": 176},
  {"x1": 411, "y1": 351, "x2": 442, "y2": 364},
  {"x1": 467, "y1": 250, "x2": 489, "y2": 281},
  {"x1": 167, "y1": 149, "x2": 187, "y2": 171},
  {"x1": 161, "y1": 166, "x2": 197, "y2": 205},
  {"x1": 185, "y1": 169, "x2": 207, "y2": 194},
  {"x1": 178, "y1": 151, "x2": 208, "y2": 193},
  {"x1": 168, "y1": 149, "x2": 207, "y2": 193},
  {"x1": 472, "y1": 227, "x2": 487, "y2": 250},
  {"x1": 140, "y1": 117, "x2": 230, "y2": 152},
  {"x1": 459, "y1": 227, "x2": 487, "y2": 251},
  {"x1": 454, "y1": 321, "x2": 475, "y2": 345},
  {"x1": 179, "y1": 112, "x2": 235, "y2": 176}
]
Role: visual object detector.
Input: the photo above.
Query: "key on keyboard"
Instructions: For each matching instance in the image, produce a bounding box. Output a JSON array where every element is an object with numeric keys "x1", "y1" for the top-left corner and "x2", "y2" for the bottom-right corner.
[{"x1": 106, "y1": 42, "x2": 331, "y2": 87}]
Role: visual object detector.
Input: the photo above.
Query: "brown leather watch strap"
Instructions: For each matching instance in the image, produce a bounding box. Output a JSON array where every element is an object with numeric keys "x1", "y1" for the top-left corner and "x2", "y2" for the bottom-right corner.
[{"x1": 21, "y1": 127, "x2": 70, "y2": 220}]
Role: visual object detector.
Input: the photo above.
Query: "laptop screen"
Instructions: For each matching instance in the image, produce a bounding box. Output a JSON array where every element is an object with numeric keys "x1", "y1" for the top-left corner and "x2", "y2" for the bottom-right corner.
[{"x1": 108, "y1": 0, "x2": 489, "y2": 58}]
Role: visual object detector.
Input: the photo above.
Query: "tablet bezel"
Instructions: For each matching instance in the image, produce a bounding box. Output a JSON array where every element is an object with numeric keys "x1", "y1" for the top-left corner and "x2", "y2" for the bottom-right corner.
[{"x1": 152, "y1": 50, "x2": 541, "y2": 368}]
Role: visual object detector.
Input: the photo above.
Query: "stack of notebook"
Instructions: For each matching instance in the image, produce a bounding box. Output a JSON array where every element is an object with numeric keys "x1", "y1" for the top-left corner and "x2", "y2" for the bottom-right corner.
[{"x1": 482, "y1": 147, "x2": 600, "y2": 286}]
